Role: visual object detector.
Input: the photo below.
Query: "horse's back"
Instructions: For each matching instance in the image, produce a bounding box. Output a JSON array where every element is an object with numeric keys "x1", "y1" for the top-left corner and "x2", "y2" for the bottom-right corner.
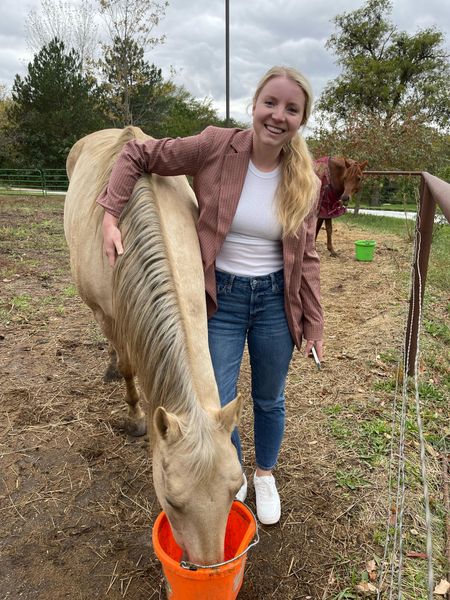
[
  {"x1": 64, "y1": 127, "x2": 148, "y2": 314},
  {"x1": 63, "y1": 128, "x2": 206, "y2": 362}
]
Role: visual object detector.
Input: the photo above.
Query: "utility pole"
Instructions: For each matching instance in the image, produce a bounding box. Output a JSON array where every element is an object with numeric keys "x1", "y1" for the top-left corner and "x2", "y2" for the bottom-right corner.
[{"x1": 225, "y1": 0, "x2": 230, "y2": 125}]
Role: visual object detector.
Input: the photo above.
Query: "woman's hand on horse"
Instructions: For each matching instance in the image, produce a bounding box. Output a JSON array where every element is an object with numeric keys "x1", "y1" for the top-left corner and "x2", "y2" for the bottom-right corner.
[
  {"x1": 102, "y1": 211, "x2": 124, "y2": 267},
  {"x1": 304, "y1": 339, "x2": 323, "y2": 361}
]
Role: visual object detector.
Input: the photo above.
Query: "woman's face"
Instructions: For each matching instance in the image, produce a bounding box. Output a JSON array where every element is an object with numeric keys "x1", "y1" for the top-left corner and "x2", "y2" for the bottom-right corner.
[{"x1": 252, "y1": 76, "x2": 306, "y2": 153}]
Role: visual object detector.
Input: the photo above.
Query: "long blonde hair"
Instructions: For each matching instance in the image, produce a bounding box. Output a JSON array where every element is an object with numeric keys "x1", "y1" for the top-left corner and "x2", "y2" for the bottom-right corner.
[{"x1": 253, "y1": 66, "x2": 318, "y2": 237}]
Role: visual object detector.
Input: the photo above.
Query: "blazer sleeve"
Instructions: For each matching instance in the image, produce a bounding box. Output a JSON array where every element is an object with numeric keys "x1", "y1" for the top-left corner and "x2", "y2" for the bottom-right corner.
[
  {"x1": 97, "y1": 126, "x2": 216, "y2": 217},
  {"x1": 299, "y1": 199, "x2": 324, "y2": 341}
]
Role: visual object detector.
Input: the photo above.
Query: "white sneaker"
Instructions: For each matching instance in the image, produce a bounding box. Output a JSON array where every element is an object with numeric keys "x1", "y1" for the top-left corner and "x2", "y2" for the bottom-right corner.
[
  {"x1": 253, "y1": 473, "x2": 281, "y2": 525},
  {"x1": 235, "y1": 472, "x2": 247, "y2": 502}
]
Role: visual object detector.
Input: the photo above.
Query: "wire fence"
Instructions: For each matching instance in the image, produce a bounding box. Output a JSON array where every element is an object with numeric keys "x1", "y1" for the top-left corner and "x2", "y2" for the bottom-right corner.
[{"x1": 0, "y1": 169, "x2": 68, "y2": 195}]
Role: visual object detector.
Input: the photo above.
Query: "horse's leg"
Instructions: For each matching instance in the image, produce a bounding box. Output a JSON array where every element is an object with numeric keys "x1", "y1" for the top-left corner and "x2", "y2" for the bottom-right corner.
[
  {"x1": 92, "y1": 310, "x2": 122, "y2": 382},
  {"x1": 117, "y1": 351, "x2": 147, "y2": 437},
  {"x1": 315, "y1": 218, "x2": 324, "y2": 240},
  {"x1": 103, "y1": 342, "x2": 122, "y2": 382},
  {"x1": 326, "y1": 219, "x2": 338, "y2": 257},
  {"x1": 93, "y1": 309, "x2": 146, "y2": 436}
]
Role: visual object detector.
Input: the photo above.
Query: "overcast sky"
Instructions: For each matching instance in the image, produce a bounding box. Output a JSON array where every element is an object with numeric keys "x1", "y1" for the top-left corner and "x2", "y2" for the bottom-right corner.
[{"x1": 0, "y1": 0, "x2": 448, "y2": 127}]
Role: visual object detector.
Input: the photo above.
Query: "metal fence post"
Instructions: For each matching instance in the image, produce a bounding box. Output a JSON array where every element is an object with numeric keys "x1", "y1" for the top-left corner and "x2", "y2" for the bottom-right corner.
[{"x1": 39, "y1": 169, "x2": 47, "y2": 196}]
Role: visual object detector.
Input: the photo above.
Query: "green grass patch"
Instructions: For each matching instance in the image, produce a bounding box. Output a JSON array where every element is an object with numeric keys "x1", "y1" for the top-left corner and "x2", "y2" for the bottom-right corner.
[
  {"x1": 62, "y1": 284, "x2": 77, "y2": 298},
  {"x1": 11, "y1": 293, "x2": 32, "y2": 312},
  {"x1": 341, "y1": 212, "x2": 413, "y2": 235},
  {"x1": 342, "y1": 213, "x2": 450, "y2": 293},
  {"x1": 0, "y1": 225, "x2": 31, "y2": 240},
  {"x1": 336, "y1": 468, "x2": 371, "y2": 491}
]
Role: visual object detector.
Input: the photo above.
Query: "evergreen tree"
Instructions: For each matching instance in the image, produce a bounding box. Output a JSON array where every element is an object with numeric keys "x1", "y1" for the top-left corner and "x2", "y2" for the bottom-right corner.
[
  {"x1": 99, "y1": 36, "x2": 165, "y2": 126},
  {"x1": 9, "y1": 38, "x2": 106, "y2": 168}
]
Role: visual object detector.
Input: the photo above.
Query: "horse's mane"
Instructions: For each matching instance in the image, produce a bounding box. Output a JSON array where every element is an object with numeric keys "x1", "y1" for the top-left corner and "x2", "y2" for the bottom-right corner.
[
  {"x1": 345, "y1": 160, "x2": 362, "y2": 180},
  {"x1": 93, "y1": 126, "x2": 145, "y2": 200},
  {"x1": 72, "y1": 126, "x2": 148, "y2": 228},
  {"x1": 112, "y1": 177, "x2": 217, "y2": 482}
]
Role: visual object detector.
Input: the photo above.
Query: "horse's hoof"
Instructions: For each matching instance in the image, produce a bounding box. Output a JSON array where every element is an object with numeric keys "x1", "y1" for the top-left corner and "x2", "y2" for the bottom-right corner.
[
  {"x1": 126, "y1": 417, "x2": 147, "y2": 437},
  {"x1": 330, "y1": 251, "x2": 338, "y2": 258},
  {"x1": 103, "y1": 365, "x2": 122, "y2": 382}
]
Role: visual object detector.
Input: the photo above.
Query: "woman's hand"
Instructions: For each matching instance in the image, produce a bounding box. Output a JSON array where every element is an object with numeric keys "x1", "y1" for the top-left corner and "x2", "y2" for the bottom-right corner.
[
  {"x1": 102, "y1": 211, "x2": 124, "y2": 267},
  {"x1": 304, "y1": 339, "x2": 323, "y2": 361}
]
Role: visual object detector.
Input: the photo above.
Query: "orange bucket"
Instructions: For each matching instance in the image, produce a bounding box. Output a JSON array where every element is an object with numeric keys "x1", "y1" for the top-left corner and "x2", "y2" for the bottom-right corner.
[{"x1": 152, "y1": 501, "x2": 258, "y2": 599}]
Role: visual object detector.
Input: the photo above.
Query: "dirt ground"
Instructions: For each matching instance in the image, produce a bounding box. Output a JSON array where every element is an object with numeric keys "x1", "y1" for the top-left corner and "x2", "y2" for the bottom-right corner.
[{"x1": 0, "y1": 195, "x2": 415, "y2": 599}]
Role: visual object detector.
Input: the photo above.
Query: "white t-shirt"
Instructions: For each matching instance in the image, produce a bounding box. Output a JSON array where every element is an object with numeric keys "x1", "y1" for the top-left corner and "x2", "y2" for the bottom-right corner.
[{"x1": 216, "y1": 161, "x2": 283, "y2": 276}]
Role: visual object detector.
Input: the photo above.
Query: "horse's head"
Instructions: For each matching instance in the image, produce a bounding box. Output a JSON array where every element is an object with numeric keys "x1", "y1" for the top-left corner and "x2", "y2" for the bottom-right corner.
[
  {"x1": 331, "y1": 157, "x2": 368, "y2": 204},
  {"x1": 151, "y1": 395, "x2": 244, "y2": 566}
]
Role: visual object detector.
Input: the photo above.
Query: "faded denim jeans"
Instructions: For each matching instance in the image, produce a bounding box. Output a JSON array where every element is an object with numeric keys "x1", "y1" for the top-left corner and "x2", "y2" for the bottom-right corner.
[{"x1": 208, "y1": 269, "x2": 294, "y2": 471}]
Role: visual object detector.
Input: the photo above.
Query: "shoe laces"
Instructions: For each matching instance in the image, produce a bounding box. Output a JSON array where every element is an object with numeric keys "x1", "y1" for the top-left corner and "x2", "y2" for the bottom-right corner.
[{"x1": 255, "y1": 476, "x2": 276, "y2": 500}]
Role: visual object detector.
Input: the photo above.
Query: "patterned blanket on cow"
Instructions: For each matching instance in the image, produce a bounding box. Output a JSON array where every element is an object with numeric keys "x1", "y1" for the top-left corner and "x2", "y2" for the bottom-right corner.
[{"x1": 314, "y1": 156, "x2": 347, "y2": 219}]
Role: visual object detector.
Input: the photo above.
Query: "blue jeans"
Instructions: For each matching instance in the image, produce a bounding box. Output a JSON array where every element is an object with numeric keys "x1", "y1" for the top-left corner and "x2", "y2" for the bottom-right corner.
[{"x1": 208, "y1": 269, "x2": 294, "y2": 471}]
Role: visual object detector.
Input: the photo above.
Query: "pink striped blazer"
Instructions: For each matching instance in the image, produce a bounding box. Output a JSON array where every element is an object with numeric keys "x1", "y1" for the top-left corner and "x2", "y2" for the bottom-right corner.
[{"x1": 97, "y1": 126, "x2": 323, "y2": 348}]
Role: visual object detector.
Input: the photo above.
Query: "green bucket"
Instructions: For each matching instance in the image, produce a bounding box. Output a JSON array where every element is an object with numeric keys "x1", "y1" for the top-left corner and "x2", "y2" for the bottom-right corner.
[{"x1": 355, "y1": 240, "x2": 376, "y2": 262}]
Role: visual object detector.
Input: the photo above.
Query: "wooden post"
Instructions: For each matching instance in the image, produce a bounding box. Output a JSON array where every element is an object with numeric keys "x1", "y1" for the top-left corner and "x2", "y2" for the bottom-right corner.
[{"x1": 404, "y1": 175, "x2": 436, "y2": 376}]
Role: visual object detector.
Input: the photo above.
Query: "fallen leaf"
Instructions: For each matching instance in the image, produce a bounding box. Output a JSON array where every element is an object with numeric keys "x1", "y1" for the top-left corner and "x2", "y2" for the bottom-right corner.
[
  {"x1": 389, "y1": 504, "x2": 397, "y2": 525},
  {"x1": 370, "y1": 369, "x2": 387, "y2": 377},
  {"x1": 366, "y1": 559, "x2": 376, "y2": 572},
  {"x1": 406, "y1": 551, "x2": 428, "y2": 559},
  {"x1": 434, "y1": 579, "x2": 450, "y2": 595},
  {"x1": 366, "y1": 559, "x2": 377, "y2": 581},
  {"x1": 425, "y1": 442, "x2": 439, "y2": 458},
  {"x1": 410, "y1": 528, "x2": 419, "y2": 536},
  {"x1": 355, "y1": 581, "x2": 378, "y2": 596}
]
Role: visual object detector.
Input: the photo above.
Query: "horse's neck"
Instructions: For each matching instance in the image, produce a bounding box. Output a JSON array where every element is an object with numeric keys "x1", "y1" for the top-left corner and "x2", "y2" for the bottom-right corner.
[
  {"x1": 328, "y1": 158, "x2": 345, "y2": 195},
  {"x1": 154, "y1": 179, "x2": 220, "y2": 412}
]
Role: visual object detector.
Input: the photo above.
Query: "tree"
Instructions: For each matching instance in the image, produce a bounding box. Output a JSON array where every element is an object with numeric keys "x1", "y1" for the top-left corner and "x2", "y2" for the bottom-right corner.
[
  {"x1": 154, "y1": 85, "x2": 233, "y2": 138},
  {"x1": 9, "y1": 38, "x2": 106, "y2": 169},
  {"x1": 99, "y1": 0, "x2": 168, "y2": 125},
  {"x1": 317, "y1": 0, "x2": 449, "y2": 130},
  {"x1": 25, "y1": 0, "x2": 99, "y2": 72},
  {"x1": 99, "y1": 0, "x2": 168, "y2": 51},
  {"x1": 100, "y1": 36, "x2": 164, "y2": 126},
  {"x1": 0, "y1": 85, "x2": 20, "y2": 168},
  {"x1": 311, "y1": 110, "x2": 448, "y2": 175}
]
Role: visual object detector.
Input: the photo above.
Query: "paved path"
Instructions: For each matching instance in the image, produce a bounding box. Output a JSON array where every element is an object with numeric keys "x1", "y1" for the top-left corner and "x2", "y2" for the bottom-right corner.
[{"x1": 354, "y1": 208, "x2": 446, "y2": 223}]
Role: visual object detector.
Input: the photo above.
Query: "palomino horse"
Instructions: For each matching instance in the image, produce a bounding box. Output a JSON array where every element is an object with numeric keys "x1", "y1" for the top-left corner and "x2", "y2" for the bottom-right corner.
[
  {"x1": 64, "y1": 127, "x2": 244, "y2": 565},
  {"x1": 314, "y1": 157, "x2": 368, "y2": 256}
]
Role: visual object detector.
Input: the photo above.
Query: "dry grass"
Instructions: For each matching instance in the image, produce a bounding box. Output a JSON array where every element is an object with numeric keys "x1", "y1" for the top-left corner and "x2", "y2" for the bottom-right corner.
[{"x1": 0, "y1": 195, "x2": 448, "y2": 599}]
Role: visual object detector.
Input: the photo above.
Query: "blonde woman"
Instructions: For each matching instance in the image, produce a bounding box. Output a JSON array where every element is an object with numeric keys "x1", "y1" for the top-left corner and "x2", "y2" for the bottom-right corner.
[{"x1": 98, "y1": 66, "x2": 323, "y2": 525}]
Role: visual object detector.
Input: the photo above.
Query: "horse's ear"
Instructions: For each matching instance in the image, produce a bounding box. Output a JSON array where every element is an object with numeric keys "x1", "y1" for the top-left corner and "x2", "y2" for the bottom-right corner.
[
  {"x1": 360, "y1": 160, "x2": 369, "y2": 170},
  {"x1": 153, "y1": 406, "x2": 182, "y2": 444},
  {"x1": 344, "y1": 158, "x2": 354, "y2": 168},
  {"x1": 218, "y1": 394, "x2": 243, "y2": 433}
]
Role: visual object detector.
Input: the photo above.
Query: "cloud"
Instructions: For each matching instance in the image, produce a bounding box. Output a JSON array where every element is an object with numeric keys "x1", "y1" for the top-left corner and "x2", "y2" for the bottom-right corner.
[{"x1": 1, "y1": 0, "x2": 449, "y2": 123}]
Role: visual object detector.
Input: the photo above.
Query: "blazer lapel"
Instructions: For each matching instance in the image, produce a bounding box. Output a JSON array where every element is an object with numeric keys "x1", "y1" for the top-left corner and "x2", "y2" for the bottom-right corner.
[{"x1": 216, "y1": 131, "x2": 253, "y2": 249}]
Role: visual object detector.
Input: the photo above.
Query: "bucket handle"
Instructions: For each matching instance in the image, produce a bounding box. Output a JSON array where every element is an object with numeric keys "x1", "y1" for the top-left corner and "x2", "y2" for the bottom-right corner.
[{"x1": 180, "y1": 504, "x2": 260, "y2": 571}]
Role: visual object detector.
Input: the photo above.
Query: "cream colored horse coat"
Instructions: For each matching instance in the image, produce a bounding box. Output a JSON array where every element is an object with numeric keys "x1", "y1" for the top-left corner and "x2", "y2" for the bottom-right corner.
[{"x1": 64, "y1": 128, "x2": 243, "y2": 566}]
